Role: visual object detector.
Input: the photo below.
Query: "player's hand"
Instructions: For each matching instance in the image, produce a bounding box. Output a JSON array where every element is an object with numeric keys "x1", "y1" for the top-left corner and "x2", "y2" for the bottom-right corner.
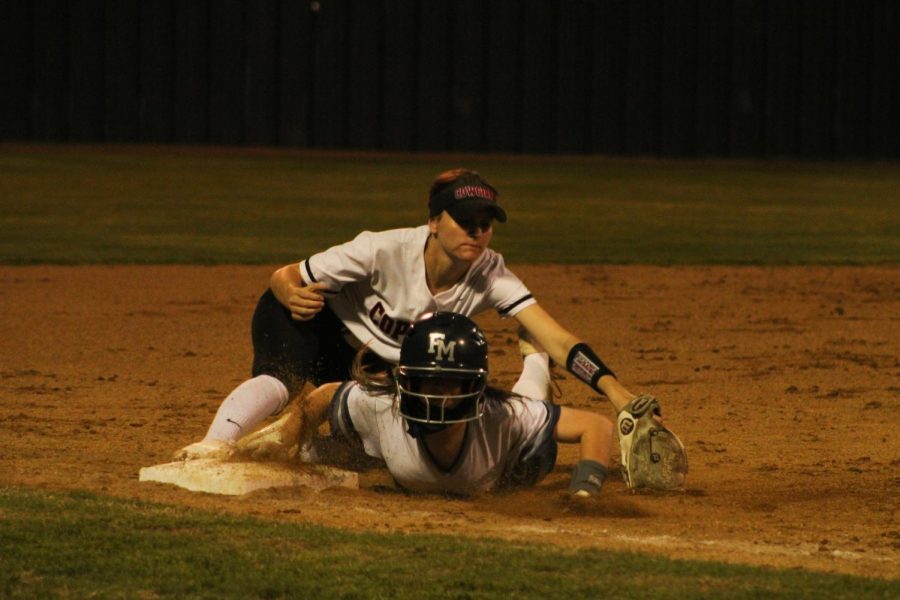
[{"x1": 287, "y1": 282, "x2": 328, "y2": 321}]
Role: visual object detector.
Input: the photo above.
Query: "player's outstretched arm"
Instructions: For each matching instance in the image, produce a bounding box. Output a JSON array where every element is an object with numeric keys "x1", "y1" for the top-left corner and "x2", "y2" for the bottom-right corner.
[
  {"x1": 554, "y1": 407, "x2": 613, "y2": 465},
  {"x1": 554, "y1": 406, "x2": 614, "y2": 497},
  {"x1": 514, "y1": 304, "x2": 578, "y2": 362},
  {"x1": 515, "y1": 304, "x2": 636, "y2": 411}
]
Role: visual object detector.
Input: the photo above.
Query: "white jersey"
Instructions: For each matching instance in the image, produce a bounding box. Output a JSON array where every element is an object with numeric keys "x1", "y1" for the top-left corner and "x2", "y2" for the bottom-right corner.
[
  {"x1": 300, "y1": 225, "x2": 535, "y2": 362},
  {"x1": 329, "y1": 381, "x2": 560, "y2": 494}
]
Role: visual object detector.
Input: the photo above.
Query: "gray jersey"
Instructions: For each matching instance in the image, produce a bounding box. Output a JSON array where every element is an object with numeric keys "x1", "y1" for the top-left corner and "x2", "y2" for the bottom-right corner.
[
  {"x1": 300, "y1": 225, "x2": 535, "y2": 362},
  {"x1": 328, "y1": 381, "x2": 560, "y2": 494}
]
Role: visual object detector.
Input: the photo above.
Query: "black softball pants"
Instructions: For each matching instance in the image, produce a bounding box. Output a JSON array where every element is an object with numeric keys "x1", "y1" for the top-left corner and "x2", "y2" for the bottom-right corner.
[{"x1": 250, "y1": 289, "x2": 359, "y2": 396}]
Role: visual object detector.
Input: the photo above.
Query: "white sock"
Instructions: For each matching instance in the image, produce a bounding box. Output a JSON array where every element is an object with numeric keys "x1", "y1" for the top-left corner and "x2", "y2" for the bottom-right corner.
[
  {"x1": 511, "y1": 352, "x2": 551, "y2": 402},
  {"x1": 204, "y1": 375, "x2": 290, "y2": 442}
]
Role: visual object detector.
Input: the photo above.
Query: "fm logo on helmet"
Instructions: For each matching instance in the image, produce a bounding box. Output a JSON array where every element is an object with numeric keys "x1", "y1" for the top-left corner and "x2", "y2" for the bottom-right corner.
[{"x1": 428, "y1": 333, "x2": 457, "y2": 362}]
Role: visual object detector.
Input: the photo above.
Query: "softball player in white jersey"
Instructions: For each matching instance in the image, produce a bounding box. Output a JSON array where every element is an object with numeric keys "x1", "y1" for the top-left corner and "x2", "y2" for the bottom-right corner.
[
  {"x1": 242, "y1": 312, "x2": 615, "y2": 497},
  {"x1": 176, "y1": 169, "x2": 637, "y2": 460},
  {"x1": 326, "y1": 380, "x2": 564, "y2": 494},
  {"x1": 298, "y1": 223, "x2": 535, "y2": 363}
]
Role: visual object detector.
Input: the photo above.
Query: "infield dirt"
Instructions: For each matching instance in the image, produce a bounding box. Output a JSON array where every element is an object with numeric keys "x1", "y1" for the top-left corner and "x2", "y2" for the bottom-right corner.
[{"x1": 1, "y1": 265, "x2": 897, "y2": 579}]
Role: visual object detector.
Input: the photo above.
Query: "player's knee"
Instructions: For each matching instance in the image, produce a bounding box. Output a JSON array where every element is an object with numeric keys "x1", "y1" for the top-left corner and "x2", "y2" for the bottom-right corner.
[
  {"x1": 252, "y1": 367, "x2": 304, "y2": 398},
  {"x1": 310, "y1": 382, "x2": 338, "y2": 398}
]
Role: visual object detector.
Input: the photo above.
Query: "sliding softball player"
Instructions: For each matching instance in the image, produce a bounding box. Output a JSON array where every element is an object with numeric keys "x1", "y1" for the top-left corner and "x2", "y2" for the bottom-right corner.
[{"x1": 241, "y1": 312, "x2": 615, "y2": 497}]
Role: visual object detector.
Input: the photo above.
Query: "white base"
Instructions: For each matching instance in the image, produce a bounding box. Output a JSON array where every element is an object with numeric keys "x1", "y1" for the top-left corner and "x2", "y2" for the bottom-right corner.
[{"x1": 139, "y1": 459, "x2": 358, "y2": 496}]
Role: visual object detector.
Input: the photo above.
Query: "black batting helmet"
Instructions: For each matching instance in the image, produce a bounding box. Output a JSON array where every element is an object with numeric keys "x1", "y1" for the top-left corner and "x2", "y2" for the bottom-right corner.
[{"x1": 394, "y1": 312, "x2": 488, "y2": 428}]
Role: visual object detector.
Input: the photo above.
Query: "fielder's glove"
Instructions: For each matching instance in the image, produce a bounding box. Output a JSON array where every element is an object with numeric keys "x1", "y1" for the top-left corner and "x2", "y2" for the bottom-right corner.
[{"x1": 617, "y1": 395, "x2": 688, "y2": 491}]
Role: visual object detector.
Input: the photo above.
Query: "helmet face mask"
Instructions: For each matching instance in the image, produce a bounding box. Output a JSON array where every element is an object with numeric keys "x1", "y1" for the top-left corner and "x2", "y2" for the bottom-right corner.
[
  {"x1": 394, "y1": 366, "x2": 487, "y2": 426},
  {"x1": 394, "y1": 313, "x2": 489, "y2": 433}
]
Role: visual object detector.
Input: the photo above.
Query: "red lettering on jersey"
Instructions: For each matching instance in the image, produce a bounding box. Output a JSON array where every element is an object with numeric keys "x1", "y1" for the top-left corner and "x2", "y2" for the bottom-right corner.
[
  {"x1": 379, "y1": 315, "x2": 395, "y2": 334},
  {"x1": 369, "y1": 301, "x2": 413, "y2": 340},
  {"x1": 369, "y1": 301, "x2": 385, "y2": 321}
]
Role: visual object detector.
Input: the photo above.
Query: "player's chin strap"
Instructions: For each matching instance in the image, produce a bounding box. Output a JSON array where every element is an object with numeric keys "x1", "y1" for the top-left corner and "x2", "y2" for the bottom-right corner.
[{"x1": 566, "y1": 343, "x2": 616, "y2": 392}]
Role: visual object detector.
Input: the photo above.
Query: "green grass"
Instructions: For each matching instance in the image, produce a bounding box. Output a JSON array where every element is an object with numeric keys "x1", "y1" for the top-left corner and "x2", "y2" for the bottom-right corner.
[
  {"x1": 1, "y1": 487, "x2": 896, "y2": 599},
  {"x1": 1, "y1": 144, "x2": 898, "y2": 264}
]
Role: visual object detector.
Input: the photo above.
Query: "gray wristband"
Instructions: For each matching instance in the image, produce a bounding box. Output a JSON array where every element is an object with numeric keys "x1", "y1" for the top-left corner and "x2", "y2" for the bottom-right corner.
[{"x1": 568, "y1": 459, "x2": 609, "y2": 496}]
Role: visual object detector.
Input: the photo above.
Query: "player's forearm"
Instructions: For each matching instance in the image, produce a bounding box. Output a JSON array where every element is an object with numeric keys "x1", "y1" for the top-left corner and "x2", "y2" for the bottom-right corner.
[
  {"x1": 565, "y1": 343, "x2": 636, "y2": 411},
  {"x1": 578, "y1": 424, "x2": 613, "y2": 466},
  {"x1": 557, "y1": 408, "x2": 615, "y2": 497},
  {"x1": 573, "y1": 415, "x2": 613, "y2": 467},
  {"x1": 555, "y1": 408, "x2": 613, "y2": 466},
  {"x1": 594, "y1": 375, "x2": 635, "y2": 412},
  {"x1": 515, "y1": 305, "x2": 634, "y2": 409},
  {"x1": 545, "y1": 334, "x2": 580, "y2": 366},
  {"x1": 515, "y1": 304, "x2": 577, "y2": 363}
]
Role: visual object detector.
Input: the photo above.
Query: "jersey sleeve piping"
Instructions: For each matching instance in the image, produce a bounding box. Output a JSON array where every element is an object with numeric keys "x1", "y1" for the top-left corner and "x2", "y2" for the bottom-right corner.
[
  {"x1": 498, "y1": 294, "x2": 534, "y2": 316},
  {"x1": 302, "y1": 259, "x2": 318, "y2": 284}
]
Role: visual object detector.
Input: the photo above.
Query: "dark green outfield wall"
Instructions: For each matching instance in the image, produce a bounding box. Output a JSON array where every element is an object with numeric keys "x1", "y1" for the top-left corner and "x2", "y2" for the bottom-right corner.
[{"x1": 2, "y1": 0, "x2": 898, "y2": 158}]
